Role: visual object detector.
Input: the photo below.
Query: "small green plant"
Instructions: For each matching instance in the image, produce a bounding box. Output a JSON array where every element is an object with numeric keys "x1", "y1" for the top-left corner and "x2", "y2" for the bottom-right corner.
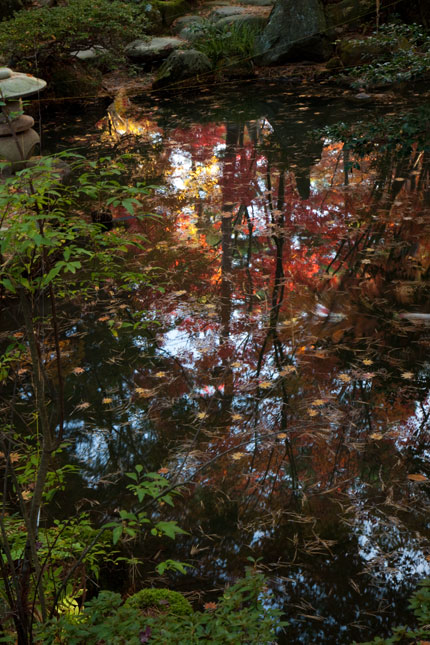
[
  {"x1": 37, "y1": 569, "x2": 286, "y2": 644},
  {"x1": 124, "y1": 588, "x2": 193, "y2": 616},
  {"x1": 191, "y1": 19, "x2": 262, "y2": 69},
  {"x1": 354, "y1": 578, "x2": 430, "y2": 644}
]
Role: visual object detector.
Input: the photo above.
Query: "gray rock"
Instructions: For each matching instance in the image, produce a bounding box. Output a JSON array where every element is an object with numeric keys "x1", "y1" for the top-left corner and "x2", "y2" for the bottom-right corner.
[
  {"x1": 0, "y1": 114, "x2": 34, "y2": 136},
  {"x1": 172, "y1": 15, "x2": 204, "y2": 35},
  {"x1": 153, "y1": 48, "x2": 212, "y2": 89},
  {"x1": 71, "y1": 46, "x2": 108, "y2": 61},
  {"x1": 216, "y1": 14, "x2": 267, "y2": 30},
  {"x1": 178, "y1": 26, "x2": 207, "y2": 42},
  {"x1": 254, "y1": 0, "x2": 332, "y2": 65},
  {"x1": 125, "y1": 37, "x2": 186, "y2": 65},
  {"x1": 210, "y1": 6, "x2": 247, "y2": 20},
  {"x1": 0, "y1": 128, "x2": 39, "y2": 163}
]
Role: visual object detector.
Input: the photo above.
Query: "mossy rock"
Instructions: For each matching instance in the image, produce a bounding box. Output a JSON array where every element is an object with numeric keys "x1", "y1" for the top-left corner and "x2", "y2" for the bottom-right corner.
[
  {"x1": 125, "y1": 588, "x2": 193, "y2": 616},
  {"x1": 154, "y1": 0, "x2": 191, "y2": 27},
  {"x1": 337, "y1": 38, "x2": 387, "y2": 67}
]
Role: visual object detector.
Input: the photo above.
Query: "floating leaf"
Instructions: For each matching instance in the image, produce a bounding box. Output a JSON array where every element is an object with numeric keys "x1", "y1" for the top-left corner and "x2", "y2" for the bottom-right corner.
[
  {"x1": 401, "y1": 371, "x2": 414, "y2": 380},
  {"x1": 311, "y1": 399, "x2": 326, "y2": 407},
  {"x1": 72, "y1": 367, "x2": 85, "y2": 375},
  {"x1": 338, "y1": 374, "x2": 351, "y2": 383},
  {"x1": 259, "y1": 381, "x2": 272, "y2": 389},
  {"x1": 102, "y1": 397, "x2": 113, "y2": 404},
  {"x1": 407, "y1": 474, "x2": 428, "y2": 482},
  {"x1": 135, "y1": 388, "x2": 154, "y2": 398},
  {"x1": 231, "y1": 452, "x2": 246, "y2": 460},
  {"x1": 370, "y1": 433, "x2": 383, "y2": 440}
]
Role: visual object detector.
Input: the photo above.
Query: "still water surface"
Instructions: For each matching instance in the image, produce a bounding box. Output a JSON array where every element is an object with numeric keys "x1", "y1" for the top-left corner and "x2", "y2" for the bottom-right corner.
[{"x1": 39, "y1": 82, "x2": 430, "y2": 643}]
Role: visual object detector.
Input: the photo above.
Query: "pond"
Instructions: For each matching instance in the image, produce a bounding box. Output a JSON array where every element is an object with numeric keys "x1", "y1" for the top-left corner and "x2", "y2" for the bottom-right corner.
[{"x1": 30, "y1": 81, "x2": 430, "y2": 642}]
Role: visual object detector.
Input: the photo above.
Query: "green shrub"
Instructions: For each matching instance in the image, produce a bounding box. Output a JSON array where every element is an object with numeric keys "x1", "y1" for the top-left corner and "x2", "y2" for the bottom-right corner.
[
  {"x1": 354, "y1": 578, "x2": 430, "y2": 644},
  {"x1": 190, "y1": 19, "x2": 263, "y2": 69},
  {"x1": 38, "y1": 570, "x2": 286, "y2": 644},
  {"x1": 125, "y1": 588, "x2": 193, "y2": 616},
  {"x1": 345, "y1": 23, "x2": 430, "y2": 87},
  {"x1": 0, "y1": 0, "x2": 150, "y2": 76}
]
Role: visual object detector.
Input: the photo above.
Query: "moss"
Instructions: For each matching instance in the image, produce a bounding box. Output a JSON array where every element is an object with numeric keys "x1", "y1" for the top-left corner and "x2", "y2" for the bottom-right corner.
[
  {"x1": 337, "y1": 38, "x2": 387, "y2": 67},
  {"x1": 124, "y1": 588, "x2": 193, "y2": 616}
]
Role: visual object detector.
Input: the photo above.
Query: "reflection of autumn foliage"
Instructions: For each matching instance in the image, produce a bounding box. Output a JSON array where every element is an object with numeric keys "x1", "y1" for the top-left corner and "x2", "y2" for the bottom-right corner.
[{"x1": 84, "y1": 105, "x2": 430, "y2": 588}]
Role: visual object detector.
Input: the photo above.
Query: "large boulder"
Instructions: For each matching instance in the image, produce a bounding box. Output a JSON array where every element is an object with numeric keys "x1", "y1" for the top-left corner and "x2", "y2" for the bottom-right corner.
[
  {"x1": 254, "y1": 0, "x2": 332, "y2": 65},
  {"x1": 153, "y1": 48, "x2": 213, "y2": 88},
  {"x1": 125, "y1": 37, "x2": 186, "y2": 66}
]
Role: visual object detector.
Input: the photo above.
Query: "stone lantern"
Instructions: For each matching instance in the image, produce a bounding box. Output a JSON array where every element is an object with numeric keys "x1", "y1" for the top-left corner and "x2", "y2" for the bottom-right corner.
[{"x1": 0, "y1": 67, "x2": 46, "y2": 164}]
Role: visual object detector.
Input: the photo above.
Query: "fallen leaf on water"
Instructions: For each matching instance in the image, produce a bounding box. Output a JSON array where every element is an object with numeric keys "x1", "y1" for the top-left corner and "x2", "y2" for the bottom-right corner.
[
  {"x1": 338, "y1": 374, "x2": 351, "y2": 383},
  {"x1": 401, "y1": 371, "x2": 414, "y2": 380},
  {"x1": 259, "y1": 381, "x2": 272, "y2": 389},
  {"x1": 231, "y1": 361, "x2": 242, "y2": 368},
  {"x1": 232, "y1": 414, "x2": 242, "y2": 421},
  {"x1": 307, "y1": 408, "x2": 318, "y2": 417},
  {"x1": 277, "y1": 433, "x2": 287, "y2": 439},
  {"x1": 135, "y1": 388, "x2": 154, "y2": 398},
  {"x1": 196, "y1": 412, "x2": 207, "y2": 420},
  {"x1": 279, "y1": 366, "x2": 296, "y2": 376},
  {"x1": 362, "y1": 359, "x2": 373, "y2": 366},
  {"x1": 407, "y1": 474, "x2": 428, "y2": 482},
  {"x1": 102, "y1": 397, "x2": 113, "y2": 404},
  {"x1": 76, "y1": 402, "x2": 90, "y2": 411},
  {"x1": 311, "y1": 399, "x2": 326, "y2": 407},
  {"x1": 155, "y1": 371, "x2": 166, "y2": 378},
  {"x1": 370, "y1": 433, "x2": 383, "y2": 440},
  {"x1": 72, "y1": 367, "x2": 85, "y2": 375},
  {"x1": 231, "y1": 452, "x2": 246, "y2": 460}
]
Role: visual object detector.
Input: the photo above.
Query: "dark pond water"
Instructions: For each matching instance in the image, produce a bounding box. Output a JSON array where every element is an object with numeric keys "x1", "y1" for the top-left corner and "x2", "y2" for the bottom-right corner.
[{"x1": 29, "y1": 81, "x2": 430, "y2": 642}]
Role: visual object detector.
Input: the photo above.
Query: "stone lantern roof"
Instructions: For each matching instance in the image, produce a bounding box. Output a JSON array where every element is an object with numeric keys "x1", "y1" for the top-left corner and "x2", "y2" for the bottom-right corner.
[{"x1": 0, "y1": 68, "x2": 47, "y2": 100}]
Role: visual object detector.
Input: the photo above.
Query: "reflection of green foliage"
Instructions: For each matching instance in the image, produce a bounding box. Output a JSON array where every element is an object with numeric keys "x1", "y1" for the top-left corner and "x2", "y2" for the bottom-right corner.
[
  {"x1": 346, "y1": 23, "x2": 430, "y2": 87},
  {"x1": 124, "y1": 588, "x2": 193, "y2": 616},
  {"x1": 39, "y1": 569, "x2": 286, "y2": 644},
  {"x1": 355, "y1": 578, "x2": 430, "y2": 643},
  {"x1": 0, "y1": 0, "x2": 150, "y2": 74},
  {"x1": 320, "y1": 105, "x2": 430, "y2": 156}
]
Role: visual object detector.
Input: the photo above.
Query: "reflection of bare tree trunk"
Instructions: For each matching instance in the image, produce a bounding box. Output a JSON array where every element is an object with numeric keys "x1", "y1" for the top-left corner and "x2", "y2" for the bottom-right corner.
[{"x1": 219, "y1": 123, "x2": 243, "y2": 409}]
